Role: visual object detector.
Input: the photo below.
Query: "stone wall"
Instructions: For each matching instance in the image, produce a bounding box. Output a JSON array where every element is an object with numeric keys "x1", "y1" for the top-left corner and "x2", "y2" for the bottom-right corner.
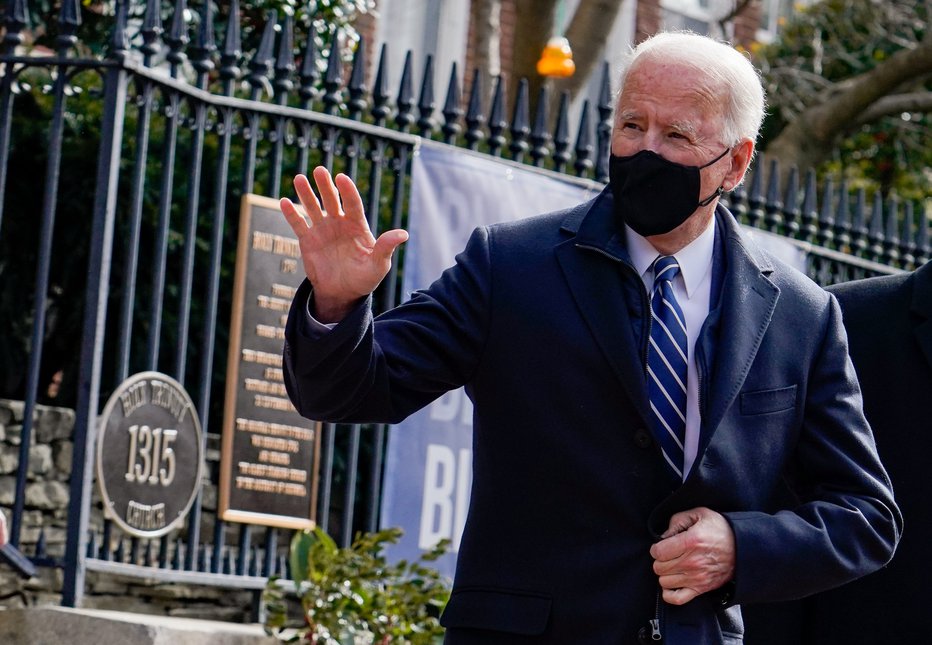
[{"x1": 0, "y1": 399, "x2": 259, "y2": 624}]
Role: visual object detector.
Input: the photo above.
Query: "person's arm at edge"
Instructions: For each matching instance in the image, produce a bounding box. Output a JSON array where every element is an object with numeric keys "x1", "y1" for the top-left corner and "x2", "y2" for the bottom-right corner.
[{"x1": 723, "y1": 294, "x2": 902, "y2": 605}]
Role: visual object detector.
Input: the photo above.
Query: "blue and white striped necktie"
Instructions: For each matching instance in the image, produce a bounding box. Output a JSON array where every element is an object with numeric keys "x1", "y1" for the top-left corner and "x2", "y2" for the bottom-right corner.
[{"x1": 647, "y1": 255, "x2": 688, "y2": 480}]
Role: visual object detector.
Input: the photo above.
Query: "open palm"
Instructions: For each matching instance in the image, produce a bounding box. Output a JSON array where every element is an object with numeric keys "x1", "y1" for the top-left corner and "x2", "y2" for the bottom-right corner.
[{"x1": 280, "y1": 166, "x2": 408, "y2": 322}]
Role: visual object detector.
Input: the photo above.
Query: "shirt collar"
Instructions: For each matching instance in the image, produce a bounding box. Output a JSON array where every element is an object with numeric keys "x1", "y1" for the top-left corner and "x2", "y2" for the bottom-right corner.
[{"x1": 625, "y1": 215, "x2": 716, "y2": 299}]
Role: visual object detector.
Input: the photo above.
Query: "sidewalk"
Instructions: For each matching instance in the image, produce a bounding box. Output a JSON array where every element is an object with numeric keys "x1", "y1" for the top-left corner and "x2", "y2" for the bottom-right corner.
[{"x1": 0, "y1": 606, "x2": 280, "y2": 645}]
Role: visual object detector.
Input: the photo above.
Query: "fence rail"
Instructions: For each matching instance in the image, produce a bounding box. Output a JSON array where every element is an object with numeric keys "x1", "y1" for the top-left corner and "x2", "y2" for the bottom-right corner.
[{"x1": 0, "y1": 0, "x2": 928, "y2": 612}]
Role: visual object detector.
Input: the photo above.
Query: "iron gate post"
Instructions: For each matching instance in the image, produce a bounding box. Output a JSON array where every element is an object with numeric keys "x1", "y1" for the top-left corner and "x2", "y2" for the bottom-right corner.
[{"x1": 61, "y1": 51, "x2": 130, "y2": 608}]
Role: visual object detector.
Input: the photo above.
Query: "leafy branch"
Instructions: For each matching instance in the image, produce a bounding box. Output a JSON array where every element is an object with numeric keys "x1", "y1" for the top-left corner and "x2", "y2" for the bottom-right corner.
[{"x1": 264, "y1": 527, "x2": 451, "y2": 645}]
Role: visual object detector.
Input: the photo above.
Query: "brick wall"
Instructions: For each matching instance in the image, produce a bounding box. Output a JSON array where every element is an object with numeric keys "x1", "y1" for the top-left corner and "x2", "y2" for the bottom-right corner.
[
  {"x1": 499, "y1": 0, "x2": 516, "y2": 86},
  {"x1": 732, "y1": 1, "x2": 763, "y2": 48},
  {"x1": 463, "y1": 0, "x2": 516, "y2": 106},
  {"x1": 354, "y1": 2, "x2": 379, "y2": 86},
  {"x1": 634, "y1": 0, "x2": 663, "y2": 43}
]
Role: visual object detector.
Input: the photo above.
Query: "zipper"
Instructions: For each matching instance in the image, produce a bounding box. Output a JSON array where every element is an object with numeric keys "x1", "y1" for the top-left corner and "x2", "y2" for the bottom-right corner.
[
  {"x1": 651, "y1": 587, "x2": 663, "y2": 641},
  {"x1": 696, "y1": 340, "x2": 706, "y2": 448},
  {"x1": 690, "y1": 314, "x2": 714, "y2": 484},
  {"x1": 577, "y1": 242, "x2": 665, "y2": 643}
]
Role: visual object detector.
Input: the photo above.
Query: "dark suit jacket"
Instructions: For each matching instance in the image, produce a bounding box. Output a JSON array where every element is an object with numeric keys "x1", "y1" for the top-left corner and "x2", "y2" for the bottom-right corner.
[
  {"x1": 283, "y1": 189, "x2": 901, "y2": 644},
  {"x1": 796, "y1": 261, "x2": 932, "y2": 643}
]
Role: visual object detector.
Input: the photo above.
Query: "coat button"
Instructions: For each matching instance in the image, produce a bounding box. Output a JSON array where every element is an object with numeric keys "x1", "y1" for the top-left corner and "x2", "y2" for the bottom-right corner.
[{"x1": 633, "y1": 428, "x2": 652, "y2": 449}]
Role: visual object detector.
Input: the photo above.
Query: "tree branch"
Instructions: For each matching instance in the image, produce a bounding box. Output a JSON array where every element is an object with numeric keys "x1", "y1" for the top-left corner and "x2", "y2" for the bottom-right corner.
[
  {"x1": 764, "y1": 36, "x2": 932, "y2": 170},
  {"x1": 806, "y1": 38, "x2": 932, "y2": 139},
  {"x1": 854, "y1": 91, "x2": 932, "y2": 126}
]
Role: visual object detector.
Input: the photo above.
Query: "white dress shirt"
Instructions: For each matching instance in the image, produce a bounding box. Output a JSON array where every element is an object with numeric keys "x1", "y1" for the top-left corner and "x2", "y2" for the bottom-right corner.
[{"x1": 625, "y1": 217, "x2": 716, "y2": 479}]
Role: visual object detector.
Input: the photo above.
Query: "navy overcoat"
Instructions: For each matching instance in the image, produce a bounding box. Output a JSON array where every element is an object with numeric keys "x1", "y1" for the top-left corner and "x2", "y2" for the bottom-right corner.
[{"x1": 283, "y1": 189, "x2": 901, "y2": 644}]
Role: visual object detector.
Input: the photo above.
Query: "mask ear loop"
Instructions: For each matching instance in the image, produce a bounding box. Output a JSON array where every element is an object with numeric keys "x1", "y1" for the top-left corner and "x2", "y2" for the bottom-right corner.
[
  {"x1": 699, "y1": 147, "x2": 732, "y2": 169},
  {"x1": 696, "y1": 146, "x2": 732, "y2": 206},
  {"x1": 698, "y1": 186, "x2": 725, "y2": 207}
]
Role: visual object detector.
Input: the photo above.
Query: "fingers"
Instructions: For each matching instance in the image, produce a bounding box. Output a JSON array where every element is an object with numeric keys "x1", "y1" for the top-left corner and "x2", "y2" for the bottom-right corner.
[
  {"x1": 650, "y1": 531, "x2": 686, "y2": 563},
  {"x1": 294, "y1": 174, "x2": 324, "y2": 225},
  {"x1": 286, "y1": 169, "x2": 393, "y2": 252},
  {"x1": 657, "y1": 560, "x2": 719, "y2": 605},
  {"x1": 334, "y1": 171, "x2": 367, "y2": 223},
  {"x1": 313, "y1": 166, "x2": 343, "y2": 221},
  {"x1": 280, "y1": 197, "x2": 309, "y2": 237},
  {"x1": 653, "y1": 552, "x2": 723, "y2": 583},
  {"x1": 294, "y1": 166, "x2": 369, "y2": 224},
  {"x1": 657, "y1": 571, "x2": 690, "y2": 589},
  {"x1": 651, "y1": 512, "x2": 696, "y2": 561}
]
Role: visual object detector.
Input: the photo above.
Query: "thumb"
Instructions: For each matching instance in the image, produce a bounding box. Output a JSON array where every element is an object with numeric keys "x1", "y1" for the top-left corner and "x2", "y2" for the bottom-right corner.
[
  {"x1": 662, "y1": 586, "x2": 699, "y2": 606},
  {"x1": 661, "y1": 508, "x2": 702, "y2": 539},
  {"x1": 373, "y1": 229, "x2": 409, "y2": 262}
]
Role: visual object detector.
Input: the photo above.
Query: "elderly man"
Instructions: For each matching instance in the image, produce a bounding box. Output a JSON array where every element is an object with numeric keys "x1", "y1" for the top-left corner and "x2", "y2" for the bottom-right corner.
[{"x1": 280, "y1": 32, "x2": 900, "y2": 644}]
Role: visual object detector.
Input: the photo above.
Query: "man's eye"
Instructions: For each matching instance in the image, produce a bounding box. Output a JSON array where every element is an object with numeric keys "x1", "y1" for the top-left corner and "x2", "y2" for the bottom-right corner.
[
  {"x1": 669, "y1": 132, "x2": 688, "y2": 140},
  {"x1": 623, "y1": 122, "x2": 640, "y2": 130}
]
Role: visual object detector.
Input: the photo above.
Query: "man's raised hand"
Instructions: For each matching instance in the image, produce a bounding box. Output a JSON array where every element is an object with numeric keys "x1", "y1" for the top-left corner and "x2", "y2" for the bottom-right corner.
[{"x1": 280, "y1": 166, "x2": 408, "y2": 323}]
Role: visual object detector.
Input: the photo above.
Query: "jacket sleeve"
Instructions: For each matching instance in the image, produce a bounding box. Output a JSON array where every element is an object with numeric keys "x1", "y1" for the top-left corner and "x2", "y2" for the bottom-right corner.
[
  {"x1": 724, "y1": 294, "x2": 902, "y2": 604},
  {"x1": 283, "y1": 226, "x2": 492, "y2": 424}
]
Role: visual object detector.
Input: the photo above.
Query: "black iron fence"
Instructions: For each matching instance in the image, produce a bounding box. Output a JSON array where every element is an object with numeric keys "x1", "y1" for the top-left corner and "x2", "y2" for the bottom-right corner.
[{"x1": 0, "y1": 0, "x2": 928, "y2": 612}]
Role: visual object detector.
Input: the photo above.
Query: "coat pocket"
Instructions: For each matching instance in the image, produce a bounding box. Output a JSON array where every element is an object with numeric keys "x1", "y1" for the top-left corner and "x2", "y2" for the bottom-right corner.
[
  {"x1": 439, "y1": 586, "x2": 552, "y2": 635},
  {"x1": 740, "y1": 385, "x2": 797, "y2": 415}
]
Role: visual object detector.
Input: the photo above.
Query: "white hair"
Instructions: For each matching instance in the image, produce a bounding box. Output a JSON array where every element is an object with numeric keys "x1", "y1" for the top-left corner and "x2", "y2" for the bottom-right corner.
[{"x1": 618, "y1": 31, "x2": 766, "y2": 146}]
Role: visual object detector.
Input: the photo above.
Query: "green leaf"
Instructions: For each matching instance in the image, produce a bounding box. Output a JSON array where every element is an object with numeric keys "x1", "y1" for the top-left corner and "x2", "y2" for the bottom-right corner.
[
  {"x1": 268, "y1": 526, "x2": 451, "y2": 642},
  {"x1": 289, "y1": 529, "x2": 317, "y2": 587},
  {"x1": 313, "y1": 526, "x2": 339, "y2": 554}
]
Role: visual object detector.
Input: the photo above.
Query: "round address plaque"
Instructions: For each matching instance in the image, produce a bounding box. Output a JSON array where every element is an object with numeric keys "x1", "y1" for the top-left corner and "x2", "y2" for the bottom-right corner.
[{"x1": 96, "y1": 372, "x2": 203, "y2": 539}]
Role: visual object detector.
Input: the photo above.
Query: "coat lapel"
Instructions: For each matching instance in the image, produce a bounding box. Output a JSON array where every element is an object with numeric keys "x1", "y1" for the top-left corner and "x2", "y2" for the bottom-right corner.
[
  {"x1": 910, "y1": 261, "x2": 932, "y2": 372},
  {"x1": 554, "y1": 198, "x2": 783, "y2": 459},
  {"x1": 555, "y1": 191, "x2": 653, "y2": 428},
  {"x1": 698, "y1": 213, "x2": 780, "y2": 451}
]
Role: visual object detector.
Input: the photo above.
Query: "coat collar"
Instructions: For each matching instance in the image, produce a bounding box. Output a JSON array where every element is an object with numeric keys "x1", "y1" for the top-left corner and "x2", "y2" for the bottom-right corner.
[
  {"x1": 911, "y1": 260, "x2": 932, "y2": 371},
  {"x1": 560, "y1": 186, "x2": 631, "y2": 262},
  {"x1": 555, "y1": 188, "x2": 650, "y2": 425}
]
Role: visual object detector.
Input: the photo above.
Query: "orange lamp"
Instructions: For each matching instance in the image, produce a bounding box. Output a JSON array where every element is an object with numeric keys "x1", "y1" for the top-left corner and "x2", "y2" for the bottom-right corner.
[{"x1": 536, "y1": 36, "x2": 576, "y2": 78}]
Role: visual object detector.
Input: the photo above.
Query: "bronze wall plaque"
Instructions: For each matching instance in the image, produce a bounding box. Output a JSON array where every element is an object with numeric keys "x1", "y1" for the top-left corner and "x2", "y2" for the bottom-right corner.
[
  {"x1": 218, "y1": 194, "x2": 321, "y2": 529},
  {"x1": 96, "y1": 372, "x2": 203, "y2": 538}
]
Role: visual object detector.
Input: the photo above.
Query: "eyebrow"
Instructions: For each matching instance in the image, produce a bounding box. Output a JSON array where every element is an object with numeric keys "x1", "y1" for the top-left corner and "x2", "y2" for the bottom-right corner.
[
  {"x1": 617, "y1": 110, "x2": 699, "y2": 138},
  {"x1": 669, "y1": 121, "x2": 698, "y2": 137}
]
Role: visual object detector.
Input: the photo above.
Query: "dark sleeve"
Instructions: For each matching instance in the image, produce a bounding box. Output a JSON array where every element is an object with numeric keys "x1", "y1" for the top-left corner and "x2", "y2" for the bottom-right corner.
[
  {"x1": 725, "y1": 294, "x2": 902, "y2": 603},
  {"x1": 283, "y1": 226, "x2": 492, "y2": 424}
]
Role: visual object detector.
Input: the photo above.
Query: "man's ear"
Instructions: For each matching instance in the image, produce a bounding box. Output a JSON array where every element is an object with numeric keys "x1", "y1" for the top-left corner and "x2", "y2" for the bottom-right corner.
[{"x1": 723, "y1": 139, "x2": 754, "y2": 191}]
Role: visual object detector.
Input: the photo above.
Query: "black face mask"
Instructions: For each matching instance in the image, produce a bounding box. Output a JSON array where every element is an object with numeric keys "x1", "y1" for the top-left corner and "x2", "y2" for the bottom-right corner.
[{"x1": 609, "y1": 148, "x2": 730, "y2": 237}]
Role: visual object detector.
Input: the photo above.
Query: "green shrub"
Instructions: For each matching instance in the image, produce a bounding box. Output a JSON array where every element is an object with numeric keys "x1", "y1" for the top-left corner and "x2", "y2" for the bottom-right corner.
[{"x1": 264, "y1": 527, "x2": 451, "y2": 645}]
